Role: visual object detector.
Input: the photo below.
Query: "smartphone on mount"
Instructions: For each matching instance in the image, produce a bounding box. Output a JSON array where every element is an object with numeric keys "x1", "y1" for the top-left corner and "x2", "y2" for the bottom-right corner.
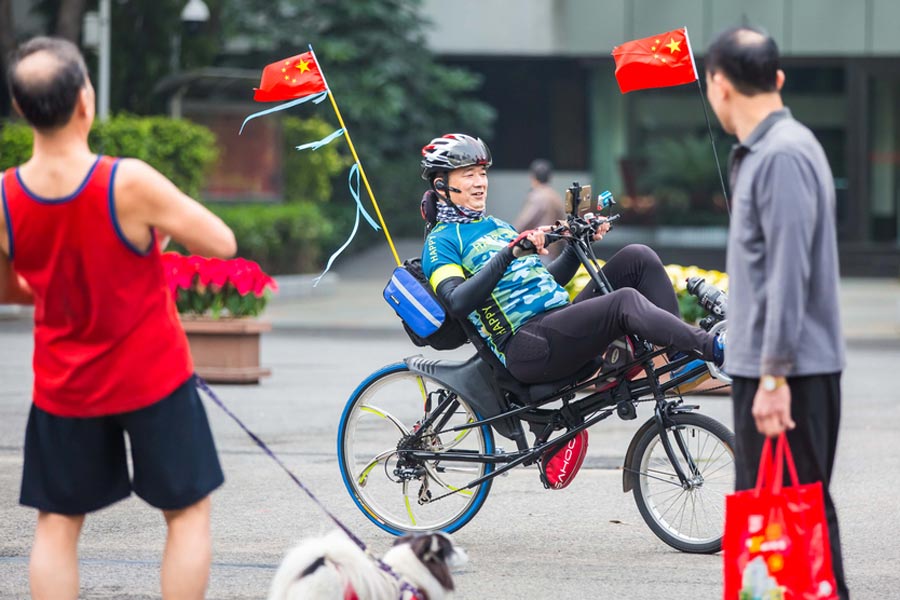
[{"x1": 564, "y1": 183, "x2": 593, "y2": 217}]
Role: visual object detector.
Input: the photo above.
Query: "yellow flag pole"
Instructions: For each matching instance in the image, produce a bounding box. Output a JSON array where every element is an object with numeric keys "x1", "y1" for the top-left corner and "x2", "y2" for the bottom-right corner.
[{"x1": 309, "y1": 46, "x2": 401, "y2": 266}]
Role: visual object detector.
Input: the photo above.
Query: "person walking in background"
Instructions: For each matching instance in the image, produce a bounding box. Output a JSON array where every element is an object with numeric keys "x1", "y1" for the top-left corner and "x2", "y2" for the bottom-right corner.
[
  {"x1": 1, "y1": 37, "x2": 236, "y2": 600},
  {"x1": 705, "y1": 27, "x2": 849, "y2": 598},
  {"x1": 515, "y1": 159, "x2": 566, "y2": 259}
]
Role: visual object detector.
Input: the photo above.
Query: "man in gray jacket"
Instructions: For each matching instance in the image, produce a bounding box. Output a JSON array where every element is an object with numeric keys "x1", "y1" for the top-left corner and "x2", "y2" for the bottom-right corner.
[{"x1": 706, "y1": 27, "x2": 848, "y2": 598}]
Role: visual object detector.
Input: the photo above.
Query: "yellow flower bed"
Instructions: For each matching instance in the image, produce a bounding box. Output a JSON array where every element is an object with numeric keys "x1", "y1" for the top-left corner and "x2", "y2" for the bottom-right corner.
[
  {"x1": 565, "y1": 263, "x2": 728, "y2": 324},
  {"x1": 664, "y1": 264, "x2": 729, "y2": 294}
]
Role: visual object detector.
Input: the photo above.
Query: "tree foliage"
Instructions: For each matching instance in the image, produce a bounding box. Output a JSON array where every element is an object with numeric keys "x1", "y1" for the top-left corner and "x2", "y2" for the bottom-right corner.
[
  {"x1": 221, "y1": 0, "x2": 495, "y2": 234},
  {"x1": 0, "y1": 116, "x2": 218, "y2": 198},
  {"x1": 4, "y1": 0, "x2": 494, "y2": 237},
  {"x1": 24, "y1": 0, "x2": 224, "y2": 115}
]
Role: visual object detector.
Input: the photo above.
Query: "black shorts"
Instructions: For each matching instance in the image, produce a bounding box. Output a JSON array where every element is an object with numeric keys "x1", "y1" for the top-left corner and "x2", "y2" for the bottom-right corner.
[{"x1": 20, "y1": 375, "x2": 224, "y2": 515}]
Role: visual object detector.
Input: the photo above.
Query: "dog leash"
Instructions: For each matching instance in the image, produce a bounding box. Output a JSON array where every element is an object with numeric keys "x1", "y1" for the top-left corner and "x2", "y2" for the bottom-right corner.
[{"x1": 195, "y1": 376, "x2": 423, "y2": 600}]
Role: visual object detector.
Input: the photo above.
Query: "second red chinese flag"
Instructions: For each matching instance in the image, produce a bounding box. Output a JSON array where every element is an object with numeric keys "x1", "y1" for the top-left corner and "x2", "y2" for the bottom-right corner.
[
  {"x1": 612, "y1": 28, "x2": 698, "y2": 94},
  {"x1": 254, "y1": 51, "x2": 327, "y2": 102}
]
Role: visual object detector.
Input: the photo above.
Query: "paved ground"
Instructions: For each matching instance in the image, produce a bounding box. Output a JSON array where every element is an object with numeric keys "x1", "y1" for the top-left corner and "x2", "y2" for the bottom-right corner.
[{"x1": 0, "y1": 245, "x2": 898, "y2": 599}]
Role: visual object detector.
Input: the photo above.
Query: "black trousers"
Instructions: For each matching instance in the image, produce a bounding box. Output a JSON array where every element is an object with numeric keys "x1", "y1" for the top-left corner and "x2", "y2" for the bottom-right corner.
[
  {"x1": 505, "y1": 244, "x2": 715, "y2": 383},
  {"x1": 731, "y1": 374, "x2": 848, "y2": 600}
]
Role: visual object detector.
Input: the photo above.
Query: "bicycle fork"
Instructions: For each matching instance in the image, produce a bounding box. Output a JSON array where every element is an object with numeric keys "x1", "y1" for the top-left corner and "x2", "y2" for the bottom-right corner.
[{"x1": 646, "y1": 362, "x2": 702, "y2": 490}]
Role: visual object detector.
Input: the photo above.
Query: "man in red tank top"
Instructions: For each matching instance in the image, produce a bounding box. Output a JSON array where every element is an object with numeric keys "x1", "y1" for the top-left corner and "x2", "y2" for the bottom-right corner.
[{"x1": 0, "y1": 37, "x2": 237, "y2": 600}]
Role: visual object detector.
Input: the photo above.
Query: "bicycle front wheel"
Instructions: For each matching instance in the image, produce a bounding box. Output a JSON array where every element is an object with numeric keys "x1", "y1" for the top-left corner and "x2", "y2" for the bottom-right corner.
[
  {"x1": 337, "y1": 363, "x2": 495, "y2": 535},
  {"x1": 630, "y1": 412, "x2": 735, "y2": 554}
]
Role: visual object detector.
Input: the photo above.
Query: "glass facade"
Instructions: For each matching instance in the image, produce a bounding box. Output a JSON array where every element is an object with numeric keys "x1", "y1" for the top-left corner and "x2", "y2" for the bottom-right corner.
[
  {"x1": 867, "y1": 73, "x2": 900, "y2": 245},
  {"x1": 445, "y1": 58, "x2": 590, "y2": 171},
  {"x1": 444, "y1": 54, "x2": 900, "y2": 274}
]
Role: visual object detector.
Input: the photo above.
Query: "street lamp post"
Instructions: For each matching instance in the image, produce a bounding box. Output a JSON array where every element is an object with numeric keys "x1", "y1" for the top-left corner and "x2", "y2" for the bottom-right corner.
[
  {"x1": 98, "y1": 0, "x2": 110, "y2": 120},
  {"x1": 169, "y1": 0, "x2": 210, "y2": 119}
]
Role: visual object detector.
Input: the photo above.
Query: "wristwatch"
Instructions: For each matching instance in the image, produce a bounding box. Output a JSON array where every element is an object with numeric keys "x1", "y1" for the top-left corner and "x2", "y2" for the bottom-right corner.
[{"x1": 760, "y1": 375, "x2": 786, "y2": 392}]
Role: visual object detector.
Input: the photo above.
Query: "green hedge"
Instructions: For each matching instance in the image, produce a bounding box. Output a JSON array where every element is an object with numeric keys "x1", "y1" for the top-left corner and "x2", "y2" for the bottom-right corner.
[
  {"x1": 208, "y1": 203, "x2": 335, "y2": 275},
  {"x1": 0, "y1": 116, "x2": 218, "y2": 198},
  {"x1": 0, "y1": 122, "x2": 33, "y2": 168},
  {"x1": 0, "y1": 115, "x2": 353, "y2": 274},
  {"x1": 282, "y1": 116, "x2": 350, "y2": 204},
  {"x1": 89, "y1": 116, "x2": 218, "y2": 199}
]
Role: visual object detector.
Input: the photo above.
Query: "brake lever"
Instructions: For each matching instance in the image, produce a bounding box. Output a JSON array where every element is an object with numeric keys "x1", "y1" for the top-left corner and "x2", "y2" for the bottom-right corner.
[
  {"x1": 517, "y1": 238, "x2": 536, "y2": 252},
  {"x1": 585, "y1": 213, "x2": 621, "y2": 227}
]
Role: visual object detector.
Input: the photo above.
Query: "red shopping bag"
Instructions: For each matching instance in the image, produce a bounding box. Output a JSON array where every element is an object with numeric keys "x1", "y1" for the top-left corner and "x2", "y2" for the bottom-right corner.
[{"x1": 723, "y1": 434, "x2": 838, "y2": 600}]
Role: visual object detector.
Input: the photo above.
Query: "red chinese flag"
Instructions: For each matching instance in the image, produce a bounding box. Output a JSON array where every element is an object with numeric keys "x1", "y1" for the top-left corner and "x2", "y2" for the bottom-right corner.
[
  {"x1": 253, "y1": 51, "x2": 327, "y2": 102},
  {"x1": 612, "y1": 28, "x2": 698, "y2": 94}
]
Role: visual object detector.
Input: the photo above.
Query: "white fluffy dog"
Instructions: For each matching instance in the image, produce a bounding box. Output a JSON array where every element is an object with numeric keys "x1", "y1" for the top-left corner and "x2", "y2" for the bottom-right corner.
[{"x1": 267, "y1": 530, "x2": 466, "y2": 600}]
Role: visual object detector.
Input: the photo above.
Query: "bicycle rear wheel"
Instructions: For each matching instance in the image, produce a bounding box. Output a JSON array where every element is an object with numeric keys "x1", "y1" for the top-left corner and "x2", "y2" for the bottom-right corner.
[
  {"x1": 630, "y1": 412, "x2": 735, "y2": 553},
  {"x1": 337, "y1": 363, "x2": 495, "y2": 535}
]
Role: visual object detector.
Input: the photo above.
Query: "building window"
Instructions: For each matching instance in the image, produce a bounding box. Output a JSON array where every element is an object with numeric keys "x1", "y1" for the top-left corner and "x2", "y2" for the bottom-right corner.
[
  {"x1": 867, "y1": 74, "x2": 900, "y2": 244},
  {"x1": 443, "y1": 58, "x2": 589, "y2": 171},
  {"x1": 623, "y1": 63, "x2": 847, "y2": 228}
]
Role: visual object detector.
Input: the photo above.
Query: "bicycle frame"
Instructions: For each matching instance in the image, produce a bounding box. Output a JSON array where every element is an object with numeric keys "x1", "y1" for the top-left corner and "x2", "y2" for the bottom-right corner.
[
  {"x1": 399, "y1": 348, "x2": 711, "y2": 484},
  {"x1": 393, "y1": 218, "x2": 726, "y2": 499}
]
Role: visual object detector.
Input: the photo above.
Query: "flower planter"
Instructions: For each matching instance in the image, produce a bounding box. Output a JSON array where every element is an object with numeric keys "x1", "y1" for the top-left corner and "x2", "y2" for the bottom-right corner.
[{"x1": 180, "y1": 316, "x2": 272, "y2": 384}]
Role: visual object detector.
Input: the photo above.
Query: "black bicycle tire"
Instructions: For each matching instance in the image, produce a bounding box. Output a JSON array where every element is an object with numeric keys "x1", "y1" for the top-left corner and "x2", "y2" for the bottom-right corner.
[{"x1": 630, "y1": 412, "x2": 735, "y2": 554}]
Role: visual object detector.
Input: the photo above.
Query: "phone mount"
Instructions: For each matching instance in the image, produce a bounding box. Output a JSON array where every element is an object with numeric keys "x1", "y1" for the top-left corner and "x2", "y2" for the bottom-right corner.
[
  {"x1": 564, "y1": 182, "x2": 591, "y2": 217},
  {"x1": 565, "y1": 182, "x2": 616, "y2": 217}
]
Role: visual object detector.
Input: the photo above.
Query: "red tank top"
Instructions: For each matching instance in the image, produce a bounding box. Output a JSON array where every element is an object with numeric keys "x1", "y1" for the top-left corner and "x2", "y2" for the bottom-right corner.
[{"x1": 1, "y1": 156, "x2": 193, "y2": 417}]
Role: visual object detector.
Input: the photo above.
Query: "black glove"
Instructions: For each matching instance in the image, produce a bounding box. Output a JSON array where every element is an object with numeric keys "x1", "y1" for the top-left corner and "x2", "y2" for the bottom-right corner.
[{"x1": 508, "y1": 230, "x2": 538, "y2": 257}]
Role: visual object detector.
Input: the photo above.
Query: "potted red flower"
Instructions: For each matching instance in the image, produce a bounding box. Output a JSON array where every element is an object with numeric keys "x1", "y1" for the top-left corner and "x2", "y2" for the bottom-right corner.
[{"x1": 162, "y1": 253, "x2": 279, "y2": 383}]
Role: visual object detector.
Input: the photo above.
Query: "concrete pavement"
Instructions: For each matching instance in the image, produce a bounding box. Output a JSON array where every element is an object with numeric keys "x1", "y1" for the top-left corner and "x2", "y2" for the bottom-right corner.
[
  {"x1": 1, "y1": 323, "x2": 898, "y2": 598},
  {"x1": 1, "y1": 243, "x2": 899, "y2": 599}
]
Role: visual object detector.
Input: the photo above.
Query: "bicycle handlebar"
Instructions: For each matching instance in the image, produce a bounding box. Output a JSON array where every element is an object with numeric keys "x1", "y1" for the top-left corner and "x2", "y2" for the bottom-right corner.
[
  {"x1": 511, "y1": 210, "x2": 620, "y2": 255},
  {"x1": 542, "y1": 213, "x2": 621, "y2": 245}
]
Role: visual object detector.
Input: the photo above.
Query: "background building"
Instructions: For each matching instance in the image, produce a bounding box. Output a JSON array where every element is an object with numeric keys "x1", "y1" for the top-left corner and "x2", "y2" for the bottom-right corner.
[{"x1": 421, "y1": 0, "x2": 900, "y2": 275}]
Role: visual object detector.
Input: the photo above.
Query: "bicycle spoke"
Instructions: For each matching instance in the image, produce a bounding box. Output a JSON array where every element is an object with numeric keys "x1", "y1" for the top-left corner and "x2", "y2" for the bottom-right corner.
[
  {"x1": 433, "y1": 416, "x2": 476, "y2": 451},
  {"x1": 633, "y1": 468, "x2": 684, "y2": 488},
  {"x1": 357, "y1": 448, "x2": 397, "y2": 486},
  {"x1": 646, "y1": 486, "x2": 687, "y2": 501},
  {"x1": 360, "y1": 403, "x2": 411, "y2": 436},
  {"x1": 402, "y1": 480, "x2": 416, "y2": 526},
  {"x1": 423, "y1": 464, "x2": 475, "y2": 497},
  {"x1": 657, "y1": 489, "x2": 687, "y2": 523},
  {"x1": 646, "y1": 466, "x2": 678, "y2": 478}
]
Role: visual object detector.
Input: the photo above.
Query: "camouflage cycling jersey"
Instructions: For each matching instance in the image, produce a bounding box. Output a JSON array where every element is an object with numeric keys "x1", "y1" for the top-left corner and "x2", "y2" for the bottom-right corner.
[{"x1": 422, "y1": 216, "x2": 569, "y2": 363}]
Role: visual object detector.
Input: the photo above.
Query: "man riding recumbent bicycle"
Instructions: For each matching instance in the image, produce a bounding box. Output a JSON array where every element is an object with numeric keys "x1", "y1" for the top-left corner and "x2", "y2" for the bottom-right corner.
[{"x1": 338, "y1": 134, "x2": 733, "y2": 553}]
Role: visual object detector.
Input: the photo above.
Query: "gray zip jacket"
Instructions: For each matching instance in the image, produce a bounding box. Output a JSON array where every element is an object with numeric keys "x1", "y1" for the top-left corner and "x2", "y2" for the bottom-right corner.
[{"x1": 725, "y1": 108, "x2": 846, "y2": 378}]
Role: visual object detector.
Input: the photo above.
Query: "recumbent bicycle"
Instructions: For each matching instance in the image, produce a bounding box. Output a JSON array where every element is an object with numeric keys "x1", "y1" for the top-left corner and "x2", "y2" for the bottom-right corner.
[{"x1": 337, "y1": 183, "x2": 734, "y2": 554}]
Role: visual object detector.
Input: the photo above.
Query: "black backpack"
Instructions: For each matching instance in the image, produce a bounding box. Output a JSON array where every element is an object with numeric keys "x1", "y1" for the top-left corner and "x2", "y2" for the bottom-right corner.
[{"x1": 383, "y1": 258, "x2": 468, "y2": 351}]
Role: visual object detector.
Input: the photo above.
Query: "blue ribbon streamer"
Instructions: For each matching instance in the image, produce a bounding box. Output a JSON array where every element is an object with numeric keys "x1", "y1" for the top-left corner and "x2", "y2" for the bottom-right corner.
[
  {"x1": 294, "y1": 128, "x2": 345, "y2": 152},
  {"x1": 313, "y1": 164, "x2": 381, "y2": 287},
  {"x1": 238, "y1": 92, "x2": 328, "y2": 135}
]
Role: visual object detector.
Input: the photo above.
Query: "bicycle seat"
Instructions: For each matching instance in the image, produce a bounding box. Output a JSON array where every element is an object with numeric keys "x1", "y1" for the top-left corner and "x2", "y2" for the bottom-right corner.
[
  {"x1": 405, "y1": 352, "x2": 603, "y2": 415},
  {"x1": 515, "y1": 357, "x2": 606, "y2": 404},
  {"x1": 447, "y1": 314, "x2": 628, "y2": 404}
]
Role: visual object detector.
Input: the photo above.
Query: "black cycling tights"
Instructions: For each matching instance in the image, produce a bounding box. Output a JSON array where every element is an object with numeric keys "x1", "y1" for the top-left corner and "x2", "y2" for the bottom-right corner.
[{"x1": 505, "y1": 244, "x2": 715, "y2": 384}]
